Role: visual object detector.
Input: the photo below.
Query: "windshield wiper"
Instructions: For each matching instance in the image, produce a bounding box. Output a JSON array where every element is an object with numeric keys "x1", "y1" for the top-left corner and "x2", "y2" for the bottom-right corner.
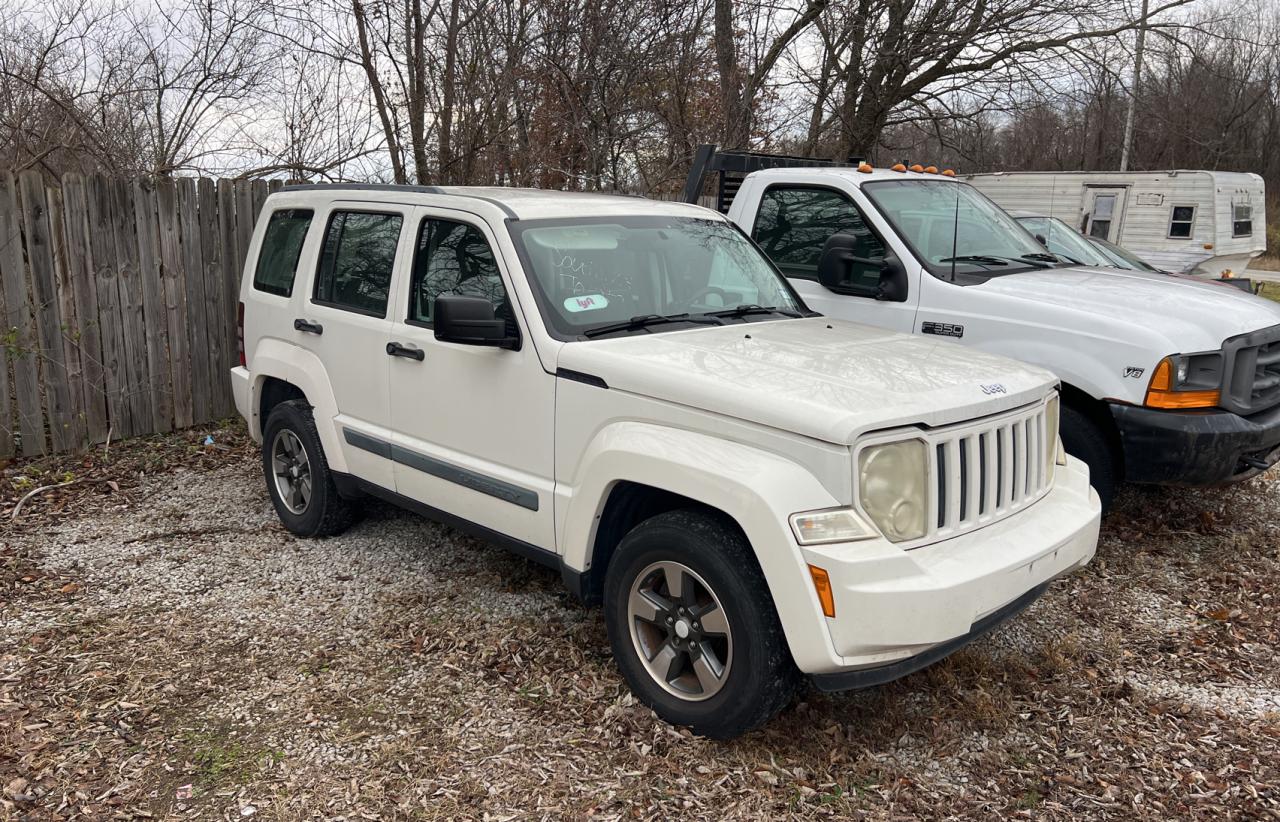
[
  {"x1": 938, "y1": 255, "x2": 1009, "y2": 267},
  {"x1": 581, "y1": 313, "x2": 723, "y2": 338},
  {"x1": 701, "y1": 304, "x2": 803, "y2": 319},
  {"x1": 1015, "y1": 254, "x2": 1057, "y2": 268}
]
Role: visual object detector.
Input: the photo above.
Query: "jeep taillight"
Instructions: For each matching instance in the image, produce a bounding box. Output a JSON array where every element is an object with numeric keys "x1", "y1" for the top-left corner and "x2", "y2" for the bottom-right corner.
[{"x1": 237, "y1": 301, "x2": 246, "y2": 367}]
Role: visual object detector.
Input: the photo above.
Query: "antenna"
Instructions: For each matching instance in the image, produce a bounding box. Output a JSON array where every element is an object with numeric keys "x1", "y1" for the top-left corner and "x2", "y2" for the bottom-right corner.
[{"x1": 950, "y1": 178, "x2": 960, "y2": 283}]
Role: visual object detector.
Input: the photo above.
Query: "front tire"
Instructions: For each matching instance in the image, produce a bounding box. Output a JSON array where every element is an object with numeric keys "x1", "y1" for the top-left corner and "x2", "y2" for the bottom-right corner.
[
  {"x1": 1061, "y1": 405, "x2": 1118, "y2": 512},
  {"x1": 261, "y1": 400, "x2": 358, "y2": 537},
  {"x1": 603, "y1": 509, "x2": 800, "y2": 738}
]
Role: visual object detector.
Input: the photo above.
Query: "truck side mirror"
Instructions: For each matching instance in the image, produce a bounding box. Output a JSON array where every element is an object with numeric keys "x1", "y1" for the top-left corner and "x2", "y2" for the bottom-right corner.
[
  {"x1": 817, "y1": 232, "x2": 859, "y2": 291},
  {"x1": 433, "y1": 295, "x2": 520, "y2": 350},
  {"x1": 875, "y1": 253, "x2": 908, "y2": 303}
]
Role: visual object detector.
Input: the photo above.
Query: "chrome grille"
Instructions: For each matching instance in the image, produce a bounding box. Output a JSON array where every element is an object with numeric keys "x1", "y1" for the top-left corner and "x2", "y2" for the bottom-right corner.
[{"x1": 927, "y1": 401, "x2": 1053, "y2": 542}]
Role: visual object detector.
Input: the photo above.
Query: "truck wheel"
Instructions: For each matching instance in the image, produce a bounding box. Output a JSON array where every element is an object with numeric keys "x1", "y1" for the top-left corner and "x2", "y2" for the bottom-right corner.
[
  {"x1": 262, "y1": 400, "x2": 358, "y2": 537},
  {"x1": 603, "y1": 509, "x2": 800, "y2": 739},
  {"x1": 1061, "y1": 405, "x2": 1117, "y2": 512}
]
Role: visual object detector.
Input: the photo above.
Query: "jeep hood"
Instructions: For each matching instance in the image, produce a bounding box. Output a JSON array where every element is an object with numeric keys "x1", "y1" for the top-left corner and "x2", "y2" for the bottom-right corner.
[
  {"x1": 556, "y1": 318, "x2": 1055, "y2": 445},
  {"x1": 978, "y1": 266, "x2": 1280, "y2": 345}
]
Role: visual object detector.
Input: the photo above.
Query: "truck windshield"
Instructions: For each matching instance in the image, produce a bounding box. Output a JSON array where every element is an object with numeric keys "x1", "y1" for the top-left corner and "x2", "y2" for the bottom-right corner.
[
  {"x1": 860, "y1": 180, "x2": 1059, "y2": 278},
  {"x1": 1015, "y1": 216, "x2": 1112, "y2": 267},
  {"x1": 510, "y1": 216, "x2": 805, "y2": 338}
]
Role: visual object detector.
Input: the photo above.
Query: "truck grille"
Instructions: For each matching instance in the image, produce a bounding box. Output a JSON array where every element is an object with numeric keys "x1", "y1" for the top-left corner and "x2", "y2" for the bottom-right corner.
[{"x1": 1223, "y1": 324, "x2": 1280, "y2": 415}]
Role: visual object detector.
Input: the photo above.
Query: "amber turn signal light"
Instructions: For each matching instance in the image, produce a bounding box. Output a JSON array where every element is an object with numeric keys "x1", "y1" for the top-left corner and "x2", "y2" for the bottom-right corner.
[
  {"x1": 1144, "y1": 358, "x2": 1220, "y2": 409},
  {"x1": 808, "y1": 565, "x2": 835, "y2": 618}
]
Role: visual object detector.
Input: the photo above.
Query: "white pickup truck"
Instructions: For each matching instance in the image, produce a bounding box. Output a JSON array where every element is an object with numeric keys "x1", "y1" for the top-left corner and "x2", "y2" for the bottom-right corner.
[
  {"x1": 231, "y1": 184, "x2": 1099, "y2": 737},
  {"x1": 688, "y1": 150, "x2": 1280, "y2": 507}
]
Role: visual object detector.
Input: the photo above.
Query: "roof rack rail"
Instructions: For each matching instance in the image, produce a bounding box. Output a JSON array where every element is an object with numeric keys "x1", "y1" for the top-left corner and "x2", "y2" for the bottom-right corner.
[{"x1": 681, "y1": 144, "x2": 861, "y2": 213}]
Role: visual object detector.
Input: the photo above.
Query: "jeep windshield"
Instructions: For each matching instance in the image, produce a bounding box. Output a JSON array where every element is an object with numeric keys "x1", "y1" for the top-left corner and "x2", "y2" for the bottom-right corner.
[
  {"x1": 510, "y1": 216, "x2": 808, "y2": 339},
  {"x1": 861, "y1": 180, "x2": 1064, "y2": 281}
]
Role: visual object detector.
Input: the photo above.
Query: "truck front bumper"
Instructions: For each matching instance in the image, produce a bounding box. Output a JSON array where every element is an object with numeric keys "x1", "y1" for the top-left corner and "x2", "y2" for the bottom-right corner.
[
  {"x1": 797, "y1": 456, "x2": 1099, "y2": 681},
  {"x1": 1110, "y1": 401, "x2": 1280, "y2": 485}
]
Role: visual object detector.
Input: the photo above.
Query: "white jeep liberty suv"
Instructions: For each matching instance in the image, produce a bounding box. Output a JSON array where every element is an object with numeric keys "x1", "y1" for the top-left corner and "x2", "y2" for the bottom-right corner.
[{"x1": 231, "y1": 184, "x2": 1101, "y2": 738}]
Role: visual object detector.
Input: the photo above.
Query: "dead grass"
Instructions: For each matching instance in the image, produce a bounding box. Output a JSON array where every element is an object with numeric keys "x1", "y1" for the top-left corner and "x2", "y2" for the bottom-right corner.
[{"x1": 2, "y1": 427, "x2": 1279, "y2": 819}]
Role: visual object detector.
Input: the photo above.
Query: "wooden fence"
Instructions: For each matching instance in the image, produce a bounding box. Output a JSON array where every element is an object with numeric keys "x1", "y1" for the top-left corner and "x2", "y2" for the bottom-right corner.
[{"x1": 0, "y1": 172, "x2": 281, "y2": 459}]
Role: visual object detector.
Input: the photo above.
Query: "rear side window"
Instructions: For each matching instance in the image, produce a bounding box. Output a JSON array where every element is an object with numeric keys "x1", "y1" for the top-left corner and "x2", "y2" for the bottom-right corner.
[
  {"x1": 253, "y1": 209, "x2": 313, "y2": 296},
  {"x1": 313, "y1": 211, "x2": 403, "y2": 316},
  {"x1": 1168, "y1": 205, "x2": 1195, "y2": 238},
  {"x1": 753, "y1": 186, "x2": 885, "y2": 293},
  {"x1": 409, "y1": 218, "x2": 510, "y2": 327}
]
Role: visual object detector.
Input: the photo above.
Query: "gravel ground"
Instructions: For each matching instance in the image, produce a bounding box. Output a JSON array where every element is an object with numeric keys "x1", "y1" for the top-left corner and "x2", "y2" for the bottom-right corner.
[{"x1": 2, "y1": 429, "x2": 1279, "y2": 819}]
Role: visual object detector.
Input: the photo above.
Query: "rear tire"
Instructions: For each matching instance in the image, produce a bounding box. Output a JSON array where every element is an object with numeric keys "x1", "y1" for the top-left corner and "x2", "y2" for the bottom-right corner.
[
  {"x1": 1061, "y1": 405, "x2": 1117, "y2": 512},
  {"x1": 603, "y1": 509, "x2": 800, "y2": 739},
  {"x1": 262, "y1": 400, "x2": 358, "y2": 537}
]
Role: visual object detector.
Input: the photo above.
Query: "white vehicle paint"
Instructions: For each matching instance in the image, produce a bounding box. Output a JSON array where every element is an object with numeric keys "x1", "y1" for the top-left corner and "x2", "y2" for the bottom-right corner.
[
  {"x1": 964, "y1": 169, "x2": 1265, "y2": 277},
  {"x1": 723, "y1": 166, "x2": 1280, "y2": 506},
  {"x1": 232, "y1": 184, "x2": 1098, "y2": 738}
]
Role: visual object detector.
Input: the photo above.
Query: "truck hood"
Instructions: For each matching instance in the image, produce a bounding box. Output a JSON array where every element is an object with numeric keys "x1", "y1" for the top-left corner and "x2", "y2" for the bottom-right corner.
[
  {"x1": 556, "y1": 318, "x2": 1055, "y2": 445},
  {"x1": 978, "y1": 266, "x2": 1280, "y2": 343}
]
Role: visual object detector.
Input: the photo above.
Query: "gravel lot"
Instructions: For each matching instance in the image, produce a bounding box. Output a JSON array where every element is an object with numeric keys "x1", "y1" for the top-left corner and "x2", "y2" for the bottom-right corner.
[{"x1": 2, "y1": 426, "x2": 1279, "y2": 819}]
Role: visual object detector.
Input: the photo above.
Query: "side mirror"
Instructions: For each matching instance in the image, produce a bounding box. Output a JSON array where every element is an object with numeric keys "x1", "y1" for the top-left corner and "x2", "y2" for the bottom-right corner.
[
  {"x1": 817, "y1": 232, "x2": 859, "y2": 291},
  {"x1": 433, "y1": 295, "x2": 519, "y2": 349},
  {"x1": 875, "y1": 253, "x2": 908, "y2": 302},
  {"x1": 1034, "y1": 233, "x2": 1048, "y2": 247}
]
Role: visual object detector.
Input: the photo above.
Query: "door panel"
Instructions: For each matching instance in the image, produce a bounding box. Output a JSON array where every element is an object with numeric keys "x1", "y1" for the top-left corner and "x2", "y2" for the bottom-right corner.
[
  {"x1": 387, "y1": 209, "x2": 556, "y2": 550},
  {"x1": 295, "y1": 205, "x2": 413, "y2": 489},
  {"x1": 1082, "y1": 188, "x2": 1127, "y2": 242}
]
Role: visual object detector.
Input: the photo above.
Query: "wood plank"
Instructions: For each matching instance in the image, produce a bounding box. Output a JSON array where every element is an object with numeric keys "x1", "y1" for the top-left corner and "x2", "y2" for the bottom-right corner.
[
  {"x1": 156, "y1": 179, "x2": 193, "y2": 429},
  {"x1": 0, "y1": 174, "x2": 45, "y2": 456},
  {"x1": 110, "y1": 177, "x2": 152, "y2": 436},
  {"x1": 85, "y1": 174, "x2": 131, "y2": 439},
  {"x1": 133, "y1": 178, "x2": 173, "y2": 433},
  {"x1": 0, "y1": 187, "x2": 13, "y2": 458},
  {"x1": 234, "y1": 180, "x2": 255, "y2": 301},
  {"x1": 217, "y1": 180, "x2": 239, "y2": 381},
  {"x1": 19, "y1": 172, "x2": 76, "y2": 453},
  {"x1": 43, "y1": 180, "x2": 89, "y2": 451},
  {"x1": 61, "y1": 174, "x2": 109, "y2": 444},
  {"x1": 178, "y1": 178, "x2": 211, "y2": 424},
  {"x1": 197, "y1": 178, "x2": 230, "y2": 417}
]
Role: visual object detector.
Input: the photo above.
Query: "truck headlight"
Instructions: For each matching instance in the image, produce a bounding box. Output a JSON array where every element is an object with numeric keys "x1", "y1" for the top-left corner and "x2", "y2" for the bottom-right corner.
[
  {"x1": 1145, "y1": 353, "x2": 1222, "y2": 409},
  {"x1": 858, "y1": 439, "x2": 928, "y2": 542}
]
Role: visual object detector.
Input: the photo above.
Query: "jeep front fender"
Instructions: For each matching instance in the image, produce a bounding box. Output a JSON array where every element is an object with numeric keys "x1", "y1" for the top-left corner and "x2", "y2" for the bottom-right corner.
[{"x1": 559, "y1": 421, "x2": 846, "y2": 672}]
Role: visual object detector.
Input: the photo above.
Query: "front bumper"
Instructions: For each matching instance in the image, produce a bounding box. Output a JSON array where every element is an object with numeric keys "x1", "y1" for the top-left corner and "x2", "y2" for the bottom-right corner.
[
  {"x1": 797, "y1": 455, "x2": 1099, "y2": 678},
  {"x1": 1111, "y1": 401, "x2": 1280, "y2": 485}
]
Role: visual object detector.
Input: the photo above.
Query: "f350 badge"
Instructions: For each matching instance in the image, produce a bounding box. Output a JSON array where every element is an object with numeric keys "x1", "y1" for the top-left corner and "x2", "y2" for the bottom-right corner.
[{"x1": 980, "y1": 383, "x2": 1007, "y2": 395}]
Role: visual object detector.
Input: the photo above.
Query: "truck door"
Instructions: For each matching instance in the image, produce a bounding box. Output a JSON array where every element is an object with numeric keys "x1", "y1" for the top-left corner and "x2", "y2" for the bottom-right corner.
[
  {"x1": 384, "y1": 207, "x2": 556, "y2": 552},
  {"x1": 1081, "y1": 187, "x2": 1127, "y2": 242},
  {"x1": 748, "y1": 184, "x2": 917, "y2": 333}
]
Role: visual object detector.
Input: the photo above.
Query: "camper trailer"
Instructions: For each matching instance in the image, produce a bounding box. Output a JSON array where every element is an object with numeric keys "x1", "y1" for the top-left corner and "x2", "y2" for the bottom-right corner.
[{"x1": 964, "y1": 170, "x2": 1265, "y2": 277}]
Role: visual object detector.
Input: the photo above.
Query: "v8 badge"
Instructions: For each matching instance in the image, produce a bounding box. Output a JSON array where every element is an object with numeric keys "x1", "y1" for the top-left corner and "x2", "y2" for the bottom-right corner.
[{"x1": 1123, "y1": 366, "x2": 1145, "y2": 379}]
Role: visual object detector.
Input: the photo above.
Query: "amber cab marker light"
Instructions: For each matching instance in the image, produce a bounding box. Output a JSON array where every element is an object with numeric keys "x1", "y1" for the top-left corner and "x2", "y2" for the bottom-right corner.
[
  {"x1": 924, "y1": 165, "x2": 939, "y2": 174},
  {"x1": 857, "y1": 162, "x2": 874, "y2": 173},
  {"x1": 1144, "y1": 357, "x2": 1220, "y2": 409},
  {"x1": 891, "y1": 163, "x2": 907, "y2": 172},
  {"x1": 808, "y1": 565, "x2": 836, "y2": 618},
  {"x1": 942, "y1": 169, "x2": 956, "y2": 177},
  {"x1": 909, "y1": 163, "x2": 925, "y2": 173},
  {"x1": 1203, "y1": 243, "x2": 1215, "y2": 250}
]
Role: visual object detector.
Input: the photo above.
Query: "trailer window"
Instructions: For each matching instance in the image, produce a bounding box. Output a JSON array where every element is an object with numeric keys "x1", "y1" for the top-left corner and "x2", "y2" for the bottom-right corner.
[
  {"x1": 1168, "y1": 205, "x2": 1195, "y2": 239},
  {"x1": 1232, "y1": 203, "x2": 1253, "y2": 237}
]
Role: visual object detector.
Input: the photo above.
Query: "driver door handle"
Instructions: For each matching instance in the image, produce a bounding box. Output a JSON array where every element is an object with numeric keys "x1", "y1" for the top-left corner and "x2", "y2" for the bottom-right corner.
[{"x1": 386, "y1": 341, "x2": 425, "y2": 361}]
